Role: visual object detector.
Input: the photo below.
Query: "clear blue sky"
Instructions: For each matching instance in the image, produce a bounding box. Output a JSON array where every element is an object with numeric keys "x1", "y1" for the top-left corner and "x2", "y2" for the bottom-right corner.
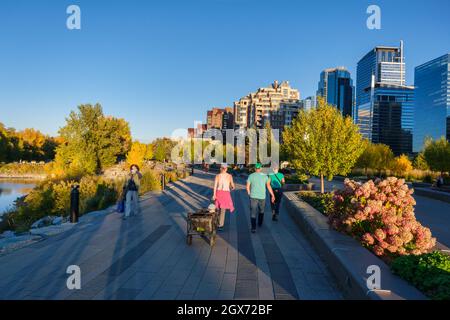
[{"x1": 0, "y1": 0, "x2": 449, "y2": 142}]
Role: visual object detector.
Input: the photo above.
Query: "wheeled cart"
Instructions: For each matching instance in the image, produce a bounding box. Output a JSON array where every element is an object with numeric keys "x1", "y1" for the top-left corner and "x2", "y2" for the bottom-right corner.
[{"x1": 186, "y1": 208, "x2": 219, "y2": 246}]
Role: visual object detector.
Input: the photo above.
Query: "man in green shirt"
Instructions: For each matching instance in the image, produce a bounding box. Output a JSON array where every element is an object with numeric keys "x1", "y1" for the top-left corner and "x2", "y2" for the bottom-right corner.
[
  {"x1": 246, "y1": 163, "x2": 275, "y2": 233},
  {"x1": 268, "y1": 166, "x2": 285, "y2": 221}
]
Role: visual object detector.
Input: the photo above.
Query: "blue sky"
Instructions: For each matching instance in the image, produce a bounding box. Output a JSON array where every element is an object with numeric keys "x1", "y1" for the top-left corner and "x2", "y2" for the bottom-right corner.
[{"x1": 0, "y1": 0, "x2": 449, "y2": 141}]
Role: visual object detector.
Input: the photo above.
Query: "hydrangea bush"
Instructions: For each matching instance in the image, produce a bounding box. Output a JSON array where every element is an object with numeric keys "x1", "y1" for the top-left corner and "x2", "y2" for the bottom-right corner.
[{"x1": 329, "y1": 177, "x2": 436, "y2": 257}]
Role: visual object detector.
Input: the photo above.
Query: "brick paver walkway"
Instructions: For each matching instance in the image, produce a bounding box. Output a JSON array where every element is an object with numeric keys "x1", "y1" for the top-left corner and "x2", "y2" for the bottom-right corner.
[{"x1": 0, "y1": 172, "x2": 342, "y2": 300}]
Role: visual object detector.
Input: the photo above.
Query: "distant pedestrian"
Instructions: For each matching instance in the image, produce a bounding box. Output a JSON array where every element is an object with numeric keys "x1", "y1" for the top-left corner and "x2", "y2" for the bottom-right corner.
[
  {"x1": 123, "y1": 164, "x2": 143, "y2": 220},
  {"x1": 246, "y1": 163, "x2": 275, "y2": 233},
  {"x1": 268, "y1": 166, "x2": 285, "y2": 221},
  {"x1": 212, "y1": 163, "x2": 235, "y2": 231},
  {"x1": 436, "y1": 175, "x2": 444, "y2": 188}
]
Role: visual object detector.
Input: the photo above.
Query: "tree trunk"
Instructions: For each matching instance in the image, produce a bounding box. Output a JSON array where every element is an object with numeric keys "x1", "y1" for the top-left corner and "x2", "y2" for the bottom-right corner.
[{"x1": 320, "y1": 174, "x2": 325, "y2": 194}]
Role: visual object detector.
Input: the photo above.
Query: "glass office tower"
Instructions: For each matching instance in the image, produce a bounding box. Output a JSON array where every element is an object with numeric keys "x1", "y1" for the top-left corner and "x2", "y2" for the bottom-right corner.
[
  {"x1": 356, "y1": 41, "x2": 405, "y2": 124},
  {"x1": 371, "y1": 85, "x2": 414, "y2": 155},
  {"x1": 317, "y1": 67, "x2": 354, "y2": 117},
  {"x1": 413, "y1": 53, "x2": 450, "y2": 152},
  {"x1": 356, "y1": 41, "x2": 413, "y2": 154}
]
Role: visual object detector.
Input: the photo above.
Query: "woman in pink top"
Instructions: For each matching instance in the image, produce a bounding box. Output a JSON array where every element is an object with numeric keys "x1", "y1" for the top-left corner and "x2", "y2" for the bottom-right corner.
[{"x1": 212, "y1": 163, "x2": 235, "y2": 231}]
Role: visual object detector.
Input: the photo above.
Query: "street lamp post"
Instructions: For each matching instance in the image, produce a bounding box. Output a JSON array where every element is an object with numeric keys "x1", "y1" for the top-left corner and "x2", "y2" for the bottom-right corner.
[{"x1": 70, "y1": 185, "x2": 80, "y2": 223}]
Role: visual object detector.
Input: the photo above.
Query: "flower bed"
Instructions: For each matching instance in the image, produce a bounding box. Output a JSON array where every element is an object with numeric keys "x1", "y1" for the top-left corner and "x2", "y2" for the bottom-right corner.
[
  {"x1": 298, "y1": 177, "x2": 446, "y2": 300},
  {"x1": 330, "y1": 177, "x2": 435, "y2": 258}
]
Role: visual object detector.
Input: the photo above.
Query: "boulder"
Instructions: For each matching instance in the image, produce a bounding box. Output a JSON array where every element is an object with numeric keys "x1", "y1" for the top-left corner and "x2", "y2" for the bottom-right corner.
[
  {"x1": 52, "y1": 217, "x2": 63, "y2": 225},
  {"x1": 31, "y1": 216, "x2": 56, "y2": 229},
  {"x1": 1, "y1": 230, "x2": 15, "y2": 239}
]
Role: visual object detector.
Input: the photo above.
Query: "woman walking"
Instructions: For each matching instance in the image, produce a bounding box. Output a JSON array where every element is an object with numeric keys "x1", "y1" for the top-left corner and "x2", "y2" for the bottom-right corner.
[
  {"x1": 212, "y1": 163, "x2": 235, "y2": 231},
  {"x1": 124, "y1": 164, "x2": 143, "y2": 220},
  {"x1": 268, "y1": 166, "x2": 285, "y2": 221}
]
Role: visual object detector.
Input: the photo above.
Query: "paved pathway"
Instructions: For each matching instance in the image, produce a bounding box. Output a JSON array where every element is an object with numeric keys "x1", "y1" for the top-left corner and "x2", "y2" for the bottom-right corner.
[
  {"x1": 0, "y1": 172, "x2": 342, "y2": 300},
  {"x1": 310, "y1": 177, "x2": 450, "y2": 247}
]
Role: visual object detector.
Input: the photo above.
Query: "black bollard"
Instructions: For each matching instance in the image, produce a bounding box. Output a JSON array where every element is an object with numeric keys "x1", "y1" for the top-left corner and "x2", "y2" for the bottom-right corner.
[
  {"x1": 70, "y1": 185, "x2": 80, "y2": 223},
  {"x1": 161, "y1": 173, "x2": 166, "y2": 190},
  {"x1": 191, "y1": 165, "x2": 194, "y2": 175}
]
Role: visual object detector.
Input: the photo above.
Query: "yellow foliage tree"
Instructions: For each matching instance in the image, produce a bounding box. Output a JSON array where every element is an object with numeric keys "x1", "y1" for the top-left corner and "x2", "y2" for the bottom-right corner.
[
  {"x1": 126, "y1": 141, "x2": 148, "y2": 168},
  {"x1": 391, "y1": 154, "x2": 413, "y2": 177}
]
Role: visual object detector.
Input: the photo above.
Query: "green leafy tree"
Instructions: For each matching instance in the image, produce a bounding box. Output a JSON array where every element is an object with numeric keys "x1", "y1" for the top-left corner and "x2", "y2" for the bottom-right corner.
[
  {"x1": 54, "y1": 104, "x2": 131, "y2": 177},
  {"x1": 283, "y1": 97, "x2": 365, "y2": 193},
  {"x1": 152, "y1": 138, "x2": 177, "y2": 163},
  {"x1": 355, "y1": 139, "x2": 372, "y2": 175},
  {"x1": 414, "y1": 152, "x2": 429, "y2": 171},
  {"x1": 372, "y1": 144, "x2": 395, "y2": 176},
  {"x1": 356, "y1": 142, "x2": 394, "y2": 177},
  {"x1": 423, "y1": 137, "x2": 450, "y2": 174}
]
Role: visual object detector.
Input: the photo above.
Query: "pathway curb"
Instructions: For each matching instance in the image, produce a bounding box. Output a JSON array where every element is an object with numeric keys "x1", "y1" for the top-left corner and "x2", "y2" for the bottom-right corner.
[
  {"x1": 283, "y1": 191, "x2": 427, "y2": 300},
  {"x1": 413, "y1": 187, "x2": 450, "y2": 204}
]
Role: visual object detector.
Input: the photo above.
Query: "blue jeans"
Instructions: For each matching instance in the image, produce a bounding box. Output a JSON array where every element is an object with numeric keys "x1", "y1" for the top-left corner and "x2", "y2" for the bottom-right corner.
[
  {"x1": 125, "y1": 190, "x2": 140, "y2": 217},
  {"x1": 250, "y1": 198, "x2": 266, "y2": 229}
]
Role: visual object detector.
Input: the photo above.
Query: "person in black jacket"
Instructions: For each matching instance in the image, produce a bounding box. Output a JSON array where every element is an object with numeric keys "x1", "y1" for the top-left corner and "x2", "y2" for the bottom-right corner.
[{"x1": 124, "y1": 164, "x2": 143, "y2": 220}]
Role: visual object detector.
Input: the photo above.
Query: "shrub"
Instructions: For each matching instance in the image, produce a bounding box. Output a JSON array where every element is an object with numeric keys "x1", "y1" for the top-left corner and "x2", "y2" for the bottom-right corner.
[
  {"x1": 5, "y1": 175, "x2": 120, "y2": 231},
  {"x1": 139, "y1": 170, "x2": 161, "y2": 194},
  {"x1": 3, "y1": 167, "x2": 169, "y2": 232},
  {"x1": 299, "y1": 191, "x2": 334, "y2": 215},
  {"x1": 0, "y1": 162, "x2": 48, "y2": 175},
  {"x1": 329, "y1": 177, "x2": 436, "y2": 258},
  {"x1": 164, "y1": 171, "x2": 178, "y2": 184},
  {"x1": 285, "y1": 173, "x2": 309, "y2": 184},
  {"x1": 391, "y1": 251, "x2": 450, "y2": 300}
]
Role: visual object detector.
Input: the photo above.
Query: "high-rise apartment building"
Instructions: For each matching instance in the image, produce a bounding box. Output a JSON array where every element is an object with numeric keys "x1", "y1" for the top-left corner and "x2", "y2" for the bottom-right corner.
[
  {"x1": 234, "y1": 80, "x2": 300, "y2": 129},
  {"x1": 317, "y1": 67, "x2": 354, "y2": 117},
  {"x1": 267, "y1": 102, "x2": 303, "y2": 132},
  {"x1": 413, "y1": 53, "x2": 450, "y2": 152}
]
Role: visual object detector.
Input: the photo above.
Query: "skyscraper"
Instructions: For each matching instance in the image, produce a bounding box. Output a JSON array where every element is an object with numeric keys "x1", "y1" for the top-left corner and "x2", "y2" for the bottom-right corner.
[
  {"x1": 413, "y1": 53, "x2": 450, "y2": 152},
  {"x1": 356, "y1": 41, "x2": 414, "y2": 155},
  {"x1": 356, "y1": 42, "x2": 406, "y2": 111},
  {"x1": 317, "y1": 67, "x2": 354, "y2": 117},
  {"x1": 300, "y1": 96, "x2": 316, "y2": 111}
]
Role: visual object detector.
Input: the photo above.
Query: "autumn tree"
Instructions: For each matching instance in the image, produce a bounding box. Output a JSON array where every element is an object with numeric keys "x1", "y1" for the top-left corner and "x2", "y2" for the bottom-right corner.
[
  {"x1": 54, "y1": 104, "x2": 131, "y2": 177},
  {"x1": 391, "y1": 154, "x2": 413, "y2": 177},
  {"x1": 0, "y1": 123, "x2": 58, "y2": 162},
  {"x1": 283, "y1": 97, "x2": 365, "y2": 193},
  {"x1": 127, "y1": 141, "x2": 151, "y2": 168}
]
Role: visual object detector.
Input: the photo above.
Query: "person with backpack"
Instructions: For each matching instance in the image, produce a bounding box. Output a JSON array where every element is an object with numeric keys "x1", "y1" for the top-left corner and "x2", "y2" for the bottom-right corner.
[
  {"x1": 268, "y1": 165, "x2": 285, "y2": 221},
  {"x1": 124, "y1": 164, "x2": 143, "y2": 220}
]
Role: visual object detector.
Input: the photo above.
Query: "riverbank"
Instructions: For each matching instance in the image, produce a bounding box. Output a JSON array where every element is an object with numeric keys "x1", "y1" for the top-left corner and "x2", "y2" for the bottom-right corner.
[
  {"x1": 0, "y1": 174, "x2": 46, "y2": 180},
  {"x1": 0, "y1": 162, "x2": 48, "y2": 180}
]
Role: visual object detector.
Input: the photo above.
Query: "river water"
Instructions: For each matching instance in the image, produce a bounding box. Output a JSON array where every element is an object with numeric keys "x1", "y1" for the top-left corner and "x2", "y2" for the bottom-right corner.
[{"x1": 0, "y1": 180, "x2": 35, "y2": 218}]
